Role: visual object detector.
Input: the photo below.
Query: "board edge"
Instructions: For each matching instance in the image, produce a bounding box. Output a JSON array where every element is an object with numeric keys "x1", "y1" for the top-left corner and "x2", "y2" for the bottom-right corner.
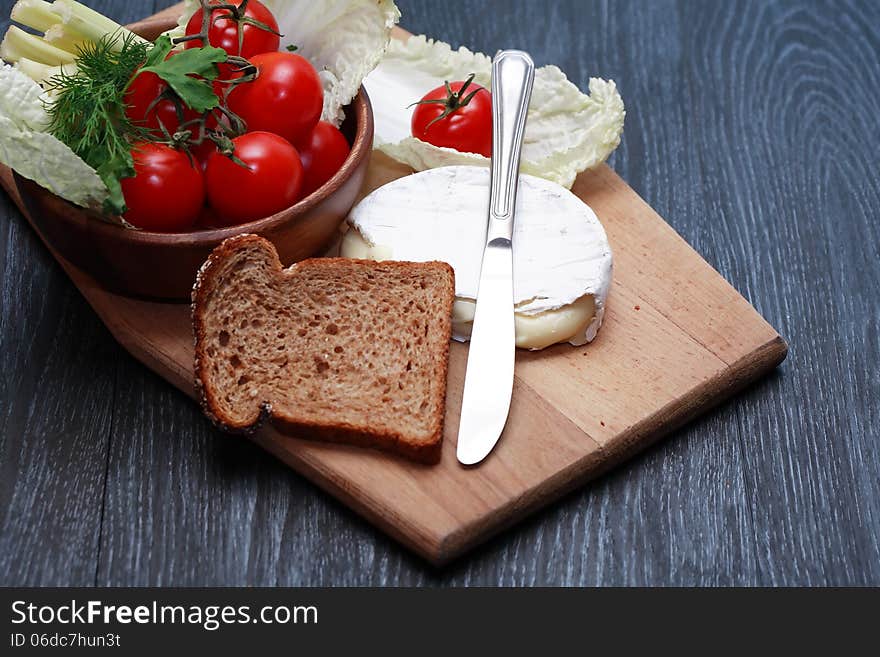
[{"x1": 429, "y1": 333, "x2": 788, "y2": 565}]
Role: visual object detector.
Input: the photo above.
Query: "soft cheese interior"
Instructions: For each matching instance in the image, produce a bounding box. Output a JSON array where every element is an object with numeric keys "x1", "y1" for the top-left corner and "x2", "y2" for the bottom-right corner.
[{"x1": 341, "y1": 166, "x2": 613, "y2": 350}]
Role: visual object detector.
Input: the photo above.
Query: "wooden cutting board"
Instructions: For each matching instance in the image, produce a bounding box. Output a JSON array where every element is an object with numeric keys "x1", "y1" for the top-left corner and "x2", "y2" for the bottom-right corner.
[{"x1": 0, "y1": 5, "x2": 787, "y2": 565}]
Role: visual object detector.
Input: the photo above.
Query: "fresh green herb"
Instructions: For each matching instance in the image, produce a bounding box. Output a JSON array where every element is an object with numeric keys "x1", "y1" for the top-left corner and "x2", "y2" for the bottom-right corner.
[
  {"x1": 45, "y1": 31, "x2": 150, "y2": 214},
  {"x1": 138, "y1": 35, "x2": 227, "y2": 114},
  {"x1": 44, "y1": 33, "x2": 227, "y2": 214},
  {"x1": 286, "y1": 44, "x2": 298, "y2": 52}
]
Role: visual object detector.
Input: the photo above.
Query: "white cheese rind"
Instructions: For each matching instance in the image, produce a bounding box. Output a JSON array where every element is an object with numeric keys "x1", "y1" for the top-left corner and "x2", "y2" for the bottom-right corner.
[
  {"x1": 452, "y1": 295, "x2": 600, "y2": 350},
  {"x1": 343, "y1": 228, "x2": 602, "y2": 348},
  {"x1": 343, "y1": 166, "x2": 613, "y2": 348}
]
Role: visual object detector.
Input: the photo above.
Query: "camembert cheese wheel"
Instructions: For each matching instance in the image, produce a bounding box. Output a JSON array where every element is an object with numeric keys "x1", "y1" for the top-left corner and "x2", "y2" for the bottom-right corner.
[{"x1": 342, "y1": 166, "x2": 613, "y2": 350}]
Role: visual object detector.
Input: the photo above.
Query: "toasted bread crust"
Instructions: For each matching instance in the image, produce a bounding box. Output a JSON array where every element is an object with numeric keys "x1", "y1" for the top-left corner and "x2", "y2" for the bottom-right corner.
[{"x1": 192, "y1": 234, "x2": 453, "y2": 464}]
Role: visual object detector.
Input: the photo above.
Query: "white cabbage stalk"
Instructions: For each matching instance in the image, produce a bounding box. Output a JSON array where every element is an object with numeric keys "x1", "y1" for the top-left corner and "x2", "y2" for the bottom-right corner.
[
  {"x1": 0, "y1": 64, "x2": 108, "y2": 208},
  {"x1": 0, "y1": 0, "x2": 147, "y2": 209},
  {"x1": 2, "y1": 0, "x2": 147, "y2": 64},
  {"x1": 10, "y1": 0, "x2": 62, "y2": 32},
  {"x1": 43, "y1": 23, "x2": 89, "y2": 53},
  {"x1": 13, "y1": 57, "x2": 75, "y2": 85},
  {"x1": 171, "y1": 0, "x2": 401, "y2": 125},
  {"x1": 365, "y1": 35, "x2": 626, "y2": 189},
  {"x1": 0, "y1": 25, "x2": 77, "y2": 65},
  {"x1": 51, "y1": 0, "x2": 148, "y2": 50}
]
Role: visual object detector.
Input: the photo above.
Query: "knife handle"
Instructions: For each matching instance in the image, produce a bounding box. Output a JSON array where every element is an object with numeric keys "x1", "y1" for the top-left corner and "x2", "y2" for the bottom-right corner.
[{"x1": 488, "y1": 50, "x2": 535, "y2": 241}]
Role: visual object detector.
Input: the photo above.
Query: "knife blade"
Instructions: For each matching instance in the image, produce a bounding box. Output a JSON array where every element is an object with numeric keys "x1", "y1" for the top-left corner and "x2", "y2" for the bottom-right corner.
[{"x1": 456, "y1": 50, "x2": 535, "y2": 466}]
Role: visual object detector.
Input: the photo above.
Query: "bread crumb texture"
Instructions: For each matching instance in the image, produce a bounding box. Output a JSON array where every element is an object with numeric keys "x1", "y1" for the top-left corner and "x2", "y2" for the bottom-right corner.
[{"x1": 193, "y1": 235, "x2": 455, "y2": 463}]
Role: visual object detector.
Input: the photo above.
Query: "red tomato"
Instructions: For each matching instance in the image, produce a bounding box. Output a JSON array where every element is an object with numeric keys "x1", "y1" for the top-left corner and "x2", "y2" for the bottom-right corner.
[
  {"x1": 295, "y1": 121, "x2": 350, "y2": 197},
  {"x1": 184, "y1": 0, "x2": 280, "y2": 61},
  {"x1": 125, "y1": 70, "x2": 202, "y2": 136},
  {"x1": 227, "y1": 52, "x2": 323, "y2": 145},
  {"x1": 121, "y1": 143, "x2": 205, "y2": 232},
  {"x1": 411, "y1": 78, "x2": 492, "y2": 157},
  {"x1": 125, "y1": 54, "x2": 220, "y2": 137},
  {"x1": 191, "y1": 138, "x2": 218, "y2": 171},
  {"x1": 205, "y1": 131, "x2": 303, "y2": 225}
]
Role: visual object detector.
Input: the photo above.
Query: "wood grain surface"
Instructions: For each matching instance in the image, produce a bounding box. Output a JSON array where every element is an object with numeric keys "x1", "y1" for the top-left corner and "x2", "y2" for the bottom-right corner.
[
  {"x1": 0, "y1": 147, "x2": 787, "y2": 564},
  {"x1": 1, "y1": 0, "x2": 878, "y2": 584}
]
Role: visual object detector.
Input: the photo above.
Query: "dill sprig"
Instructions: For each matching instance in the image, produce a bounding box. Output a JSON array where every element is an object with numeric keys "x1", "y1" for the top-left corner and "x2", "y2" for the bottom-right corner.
[
  {"x1": 46, "y1": 31, "x2": 151, "y2": 214},
  {"x1": 44, "y1": 32, "x2": 228, "y2": 216}
]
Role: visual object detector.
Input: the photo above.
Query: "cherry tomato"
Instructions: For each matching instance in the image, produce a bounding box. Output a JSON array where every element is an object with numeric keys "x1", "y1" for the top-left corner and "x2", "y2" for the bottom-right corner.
[
  {"x1": 411, "y1": 77, "x2": 492, "y2": 157},
  {"x1": 295, "y1": 121, "x2": 350, "y2": 197},
  {"x1": 205, "y1": 131, "x2": 303, "y2": 225},
  {"x1": 125, "y1": 54, "x2": 220, "y2": 138},
  {"x1": 184, "y1": 0, "x2": 280, "y2": 61},
  {"x1": 125, "y1": 70, "x2": 203, "y2": 136},
  {"x1": 190, "y1": 138, "x2": 219, "y2": 172},
  {"x1": 121, "y1": 143, "x2": 205, "y2": 232},
  {"x1": 227, "y1": 52, "x2": 323, "y2": 145}
]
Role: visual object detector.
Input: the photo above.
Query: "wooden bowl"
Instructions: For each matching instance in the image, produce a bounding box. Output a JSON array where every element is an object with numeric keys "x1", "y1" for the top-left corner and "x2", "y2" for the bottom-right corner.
[{"x1": 14, "y1": 88, "x2": 373, "y2": 300}]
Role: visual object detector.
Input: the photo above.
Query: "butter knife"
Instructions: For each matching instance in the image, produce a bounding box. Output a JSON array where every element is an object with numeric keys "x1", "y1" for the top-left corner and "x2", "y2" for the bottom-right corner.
[{"x1": 456, "y1": 50, "x2": 535, "y2": 466}]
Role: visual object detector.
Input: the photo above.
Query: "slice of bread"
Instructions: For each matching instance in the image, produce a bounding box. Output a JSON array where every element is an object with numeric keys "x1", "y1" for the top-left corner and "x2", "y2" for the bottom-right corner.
[{"x1": 192, "y1": 234, "x2": 455, "y2": 464}]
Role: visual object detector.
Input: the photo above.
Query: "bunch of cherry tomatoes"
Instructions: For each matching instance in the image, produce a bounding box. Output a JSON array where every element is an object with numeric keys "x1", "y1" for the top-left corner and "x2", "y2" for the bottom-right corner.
[{"x1": 120, "y1": 0, "x2": 350, "y2": 232}]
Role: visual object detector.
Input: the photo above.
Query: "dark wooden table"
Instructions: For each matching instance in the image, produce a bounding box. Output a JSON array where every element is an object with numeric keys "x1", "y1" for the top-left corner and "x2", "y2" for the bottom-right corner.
[{"x1": 2, "y1": 0, "x2": 878, "y2": 586}]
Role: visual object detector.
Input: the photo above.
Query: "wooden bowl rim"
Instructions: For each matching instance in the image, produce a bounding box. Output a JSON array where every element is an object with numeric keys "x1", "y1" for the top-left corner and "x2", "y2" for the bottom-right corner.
[{"x1": 23, "y1": 87, "x2": 373, "y2": 246}]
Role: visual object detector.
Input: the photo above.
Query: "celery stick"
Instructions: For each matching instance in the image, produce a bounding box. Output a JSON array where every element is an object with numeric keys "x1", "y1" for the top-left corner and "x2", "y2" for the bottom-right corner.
[
  {"x1": 52, "y1": 0, "x2": 148, "y2": 51},
  {"x1": 10, "y1": 0, "x2": 62, "y2": 33},
  {"x1": 44, "y1": 24, "x2": 87, "y2": 54},
  {"x1": 15, "y1": 56, "x2": 75, "y2": 84},
  {"x1": 0, "y1": 25, "x2": 76, "y2": 65}
]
